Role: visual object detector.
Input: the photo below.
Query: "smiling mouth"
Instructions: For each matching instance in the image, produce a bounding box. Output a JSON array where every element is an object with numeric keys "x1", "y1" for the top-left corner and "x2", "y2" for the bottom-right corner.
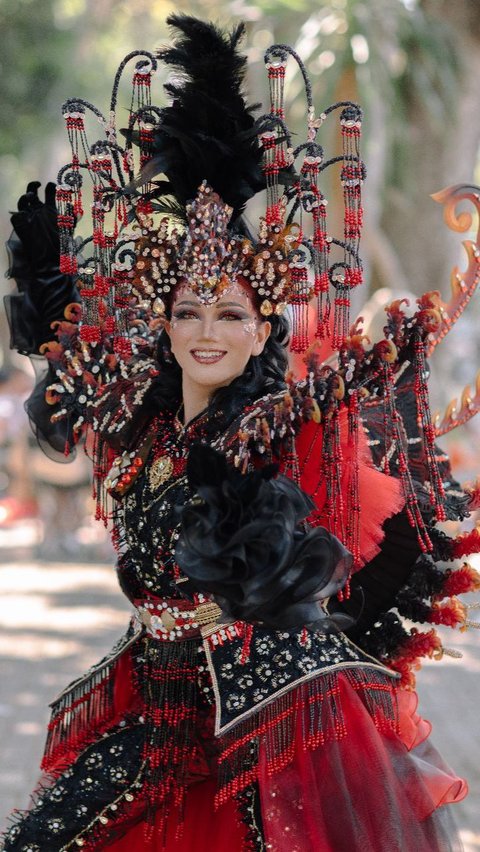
[{"x1": 190, "y1": 349, "x2": 227, "y2": 364}]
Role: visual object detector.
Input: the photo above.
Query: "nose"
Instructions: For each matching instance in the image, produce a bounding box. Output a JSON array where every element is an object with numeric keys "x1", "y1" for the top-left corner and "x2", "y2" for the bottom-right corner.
[{"x1": 198, "y1": 312, "x2": 220, "y2": 340}]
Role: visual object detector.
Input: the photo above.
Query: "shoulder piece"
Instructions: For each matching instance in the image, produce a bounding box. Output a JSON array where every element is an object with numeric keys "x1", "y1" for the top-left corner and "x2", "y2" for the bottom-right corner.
[
  {"x1": 202, "y1": 621, "x2": 398, "y2": 736},
  {"x1": 90, "y1": 354, "x2": 160, "y2": 450},
  {"x1": 213, "y1": 384, "x2": 403, "y2": 570}
]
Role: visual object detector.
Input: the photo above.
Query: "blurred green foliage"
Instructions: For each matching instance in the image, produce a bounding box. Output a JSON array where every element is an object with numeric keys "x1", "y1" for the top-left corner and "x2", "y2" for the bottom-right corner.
[{"x1": 0, "y1": 0, "x2": 73, "y2": 157}]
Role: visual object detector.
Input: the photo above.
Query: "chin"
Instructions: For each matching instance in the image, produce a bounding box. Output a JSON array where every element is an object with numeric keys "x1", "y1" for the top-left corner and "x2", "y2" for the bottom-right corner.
[
  {"x1": 185, "y1": 364, "x2": 244, "y2": 391},
  {"x1": 191, "y1": 372, "x2": 238, "y2": 389},
  {"x1": 186, "y1": 360, "x2": 236, "y2": 385}
]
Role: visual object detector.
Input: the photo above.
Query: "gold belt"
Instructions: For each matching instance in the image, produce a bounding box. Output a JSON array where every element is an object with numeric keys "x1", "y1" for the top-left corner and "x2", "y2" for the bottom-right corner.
[{"x1": 134, "y1": 597, "x2": 222, "y2": 641}]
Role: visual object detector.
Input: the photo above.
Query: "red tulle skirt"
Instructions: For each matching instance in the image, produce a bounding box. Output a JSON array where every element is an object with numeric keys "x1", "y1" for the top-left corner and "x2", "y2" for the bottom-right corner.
[{"x1": 108, "y1": 674, "x2": 466, "y2": 852}]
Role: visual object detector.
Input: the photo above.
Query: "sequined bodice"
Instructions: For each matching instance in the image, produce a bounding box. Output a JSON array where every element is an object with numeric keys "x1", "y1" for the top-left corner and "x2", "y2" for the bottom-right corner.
[
  {"x1": 117, "y1": 417, "x2": 192, "y2": 601},
  {"x1": 115, "y1": 408, "x2": 234, "y2": 603}
]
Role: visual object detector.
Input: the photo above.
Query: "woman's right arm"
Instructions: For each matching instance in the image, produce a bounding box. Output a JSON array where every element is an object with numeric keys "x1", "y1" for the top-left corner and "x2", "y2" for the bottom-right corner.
[{"x1": 5, "y1": 181, "x2": 157, "y2": 462}]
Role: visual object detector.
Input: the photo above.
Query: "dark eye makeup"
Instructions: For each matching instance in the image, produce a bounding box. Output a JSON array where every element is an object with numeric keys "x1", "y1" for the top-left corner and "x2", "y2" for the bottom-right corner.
[{"x1": 172, "y1": 309, "x2": 250, "y2": 321}]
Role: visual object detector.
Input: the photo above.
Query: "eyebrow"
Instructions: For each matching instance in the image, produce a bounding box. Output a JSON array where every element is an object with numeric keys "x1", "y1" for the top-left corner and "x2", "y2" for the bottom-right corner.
[{"x1": 174, "y1": 301, "x2": 250, "y2": 310}]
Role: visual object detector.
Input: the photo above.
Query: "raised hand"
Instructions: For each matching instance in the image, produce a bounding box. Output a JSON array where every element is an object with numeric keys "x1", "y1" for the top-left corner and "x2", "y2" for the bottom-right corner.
[{"x1": 10, "y1": 181, "x2": 60, "y2": 275}]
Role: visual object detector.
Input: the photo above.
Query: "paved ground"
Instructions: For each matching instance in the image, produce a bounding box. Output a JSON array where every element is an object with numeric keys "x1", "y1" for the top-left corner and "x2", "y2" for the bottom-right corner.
[{"x1": 0, "y1": 555, "x2": 479, "y2": 849}]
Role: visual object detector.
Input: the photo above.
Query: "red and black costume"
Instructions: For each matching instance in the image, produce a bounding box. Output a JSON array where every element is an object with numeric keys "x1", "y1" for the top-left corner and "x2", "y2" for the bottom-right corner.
[{"x1": 2, "y1": 14, "x2": 480, "y2": 852}]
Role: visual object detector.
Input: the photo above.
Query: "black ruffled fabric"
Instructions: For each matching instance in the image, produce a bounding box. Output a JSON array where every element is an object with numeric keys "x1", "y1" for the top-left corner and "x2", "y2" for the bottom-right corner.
[
  {"x1": 4, "y1": 181, "x2": 81, "y2": 459},
  {"x1": 175, "y1": 444, "x2": 352, "y2": 631},
  {"x1": 4, "y1": 181, "x2": 79, "y2": 355}
]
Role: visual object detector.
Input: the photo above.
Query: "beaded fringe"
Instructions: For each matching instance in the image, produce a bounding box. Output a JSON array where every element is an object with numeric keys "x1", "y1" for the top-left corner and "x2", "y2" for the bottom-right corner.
[
  {"x1": 140, "y1": 636, "x2": 199, "y2": 841},
  {"x1": 41, "y1": 629, "x2": 140, "y2": 775},
  {"x1": 42, "y1": 663, "x2": 116, "y2": 776},
  {"x1": 215, "y1": 666, "x2": 398, "y2": 806}
]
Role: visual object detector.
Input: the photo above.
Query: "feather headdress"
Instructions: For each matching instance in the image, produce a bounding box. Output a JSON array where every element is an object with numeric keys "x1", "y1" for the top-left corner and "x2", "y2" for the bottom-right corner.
[
  {"x1": 56, "y1": 14, "x2": 365, "y2": 351},
  {"x1": 124, "y1": 15, "x2": 279, "y2": 225}
]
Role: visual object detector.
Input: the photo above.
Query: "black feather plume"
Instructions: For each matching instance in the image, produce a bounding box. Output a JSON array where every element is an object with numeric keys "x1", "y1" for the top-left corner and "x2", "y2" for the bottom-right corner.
[{"x1": 125, "y1": 14, "x2": 266, "y2": 222}]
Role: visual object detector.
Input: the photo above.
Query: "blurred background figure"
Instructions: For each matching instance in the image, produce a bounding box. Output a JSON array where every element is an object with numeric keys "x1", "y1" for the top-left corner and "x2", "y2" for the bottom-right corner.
[
  {"x1": 0, "y1": 359, "x2": 111, "y2": 562},
  {"x1": 0, "y1": 363, "x2": 37, "y2": 540}
]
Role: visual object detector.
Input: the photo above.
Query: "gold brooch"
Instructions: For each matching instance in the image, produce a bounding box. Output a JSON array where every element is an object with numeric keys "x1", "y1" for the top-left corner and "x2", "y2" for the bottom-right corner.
[{"x1": 149, "y1": 455, "x2": 174, "y2": 489}]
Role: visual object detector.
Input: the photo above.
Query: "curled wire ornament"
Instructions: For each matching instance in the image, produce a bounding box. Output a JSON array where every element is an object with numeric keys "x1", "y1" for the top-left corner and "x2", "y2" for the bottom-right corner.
[{"x1": 261, "y1": 41, "x2": 365, "y2": 350}]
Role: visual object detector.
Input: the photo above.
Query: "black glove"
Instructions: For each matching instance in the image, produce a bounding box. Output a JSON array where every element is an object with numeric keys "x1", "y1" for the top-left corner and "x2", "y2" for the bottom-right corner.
[
  {"x1": 4, "y1": 181, "x2": 79, "y2": 354},
  {"x1": 175, "y1": 444, "x2": 352, "y2": 632}
]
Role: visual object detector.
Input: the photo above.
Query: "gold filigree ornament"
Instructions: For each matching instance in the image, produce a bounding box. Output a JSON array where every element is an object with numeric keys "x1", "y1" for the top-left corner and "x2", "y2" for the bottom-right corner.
[{"x1": 149, "y1": 455, "x2": 174, "y2": 490}]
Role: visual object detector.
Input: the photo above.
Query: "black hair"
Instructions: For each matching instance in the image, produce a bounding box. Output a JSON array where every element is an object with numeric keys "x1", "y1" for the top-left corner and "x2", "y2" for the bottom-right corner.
[{"x1": 141, "y1": 313, "x2": 290, "y2": 437}]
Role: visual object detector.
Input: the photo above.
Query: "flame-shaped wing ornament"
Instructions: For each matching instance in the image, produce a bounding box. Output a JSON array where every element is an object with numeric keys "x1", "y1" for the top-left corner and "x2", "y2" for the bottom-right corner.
[
  {"x1": 433, "y1": 370, "x2": 480, "y2": 437},
  {"x1": 428, "y1": 184, "x2": 480, "y2": 357},
  {"x1": 429, "y1": 185, "x2": 480, "y2": 437}
]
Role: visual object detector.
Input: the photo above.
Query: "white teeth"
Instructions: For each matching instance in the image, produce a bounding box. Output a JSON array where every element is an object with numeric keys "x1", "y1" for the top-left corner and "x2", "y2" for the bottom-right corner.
[{"x1": 192, "y1": 350, "x2": 225, "y2": 357}]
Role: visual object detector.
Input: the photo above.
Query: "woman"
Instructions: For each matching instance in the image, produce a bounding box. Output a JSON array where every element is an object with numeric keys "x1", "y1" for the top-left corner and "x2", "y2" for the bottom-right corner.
[{"x1": 2, "y1": 14, "x2": 477, "y2": 851}]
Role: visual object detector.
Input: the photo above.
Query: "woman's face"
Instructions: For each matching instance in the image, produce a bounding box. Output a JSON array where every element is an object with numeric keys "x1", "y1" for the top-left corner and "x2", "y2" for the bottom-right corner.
[{"x1": 165, "y1": 283, "x2": 271, "y2": 396}]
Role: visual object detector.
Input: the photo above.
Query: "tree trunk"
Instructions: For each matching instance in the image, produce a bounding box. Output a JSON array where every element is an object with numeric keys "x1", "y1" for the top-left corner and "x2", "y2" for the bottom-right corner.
[{"x1": 381, "y1": 0, "x2": 480, "y2": 296}]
